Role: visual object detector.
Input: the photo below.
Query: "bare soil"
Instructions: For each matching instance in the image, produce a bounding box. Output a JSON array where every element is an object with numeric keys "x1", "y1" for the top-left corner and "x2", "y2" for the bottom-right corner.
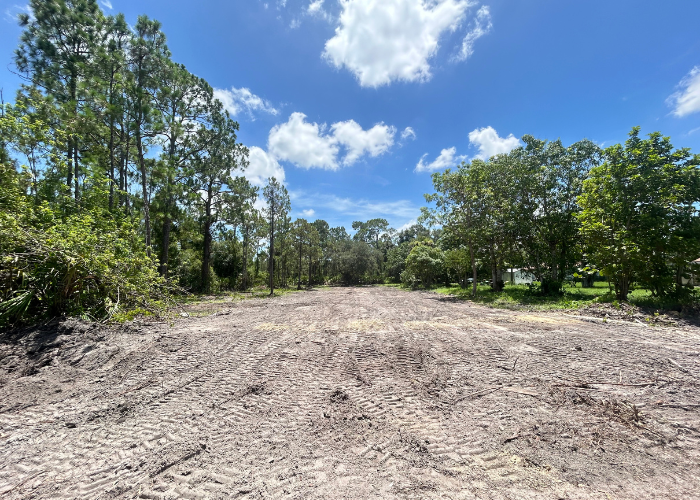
[{"x1": 1, "y1": 286, "x2": 699, "y2": 499}]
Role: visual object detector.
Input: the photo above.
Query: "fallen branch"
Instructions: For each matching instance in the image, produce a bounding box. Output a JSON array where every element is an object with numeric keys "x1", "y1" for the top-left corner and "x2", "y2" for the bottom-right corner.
[
  {"x1": 553, "y1": 378, "x2": 657, "y2": 388},
  {"x1": 118, "y1": 379, "x2": 154, "y2": 396},
  {"x1": 149, "y1": 445, "x2": 205, "y2": 477},
  {"x1": 668, "y1": 358, "x2": 694, "y2": 377},
  {"x1": 453, "y1": 386, "x2": 502, "y2": 404}
]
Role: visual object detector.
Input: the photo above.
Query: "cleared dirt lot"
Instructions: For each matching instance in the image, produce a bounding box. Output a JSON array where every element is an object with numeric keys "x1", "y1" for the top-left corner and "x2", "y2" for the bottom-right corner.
[{"x1": 1, "y1": 286, "x2": 699, "y2": 499}]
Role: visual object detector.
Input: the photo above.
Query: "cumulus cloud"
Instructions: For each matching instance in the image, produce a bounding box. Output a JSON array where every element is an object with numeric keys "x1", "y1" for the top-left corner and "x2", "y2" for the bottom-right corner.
[
  {"x1": 331, "y1": 120, "x2": 396, "y2": 166},
  {"x1": 213, "y1": 87, "x2": 279, "y2": 119},
  {"x1": 415, "y1": 147, "x2": 466, "y2": 172},
  {"x1": 268, "y1": 112, "x2": 396, "y2": 170},
  {"x1": 667, "y1": 66, "x2": 700, "y2": 117},
  {"x1": 323, "y1": 0, "x2": 471, "y2": 87},
  {"x1": 301, "y1": 209, "x2": 316, "y2": 217},
  {"x1": 401, "y1": 127, "x2": 417, "y2": 141},
  {"x1": 468, "y1": 126, "x2": 520, "y2": 160},
  {"x1": 454, "y1": 5, "x2": 491, "y2": 62},
  {"x1": 245, "y1": 146, "x2": 286, "y2": 186},
  {"x1": 268, "y1": 113, "x2": 340, "y2": 170}
]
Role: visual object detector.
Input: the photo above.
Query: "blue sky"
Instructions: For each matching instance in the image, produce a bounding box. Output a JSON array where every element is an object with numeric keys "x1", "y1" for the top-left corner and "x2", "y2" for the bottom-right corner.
[{"x1": 2, "y1": 0, "x2": 700, "y2": 231}]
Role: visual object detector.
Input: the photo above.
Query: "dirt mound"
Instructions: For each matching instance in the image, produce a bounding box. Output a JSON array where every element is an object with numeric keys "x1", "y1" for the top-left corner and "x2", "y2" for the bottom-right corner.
[
  {"x1": 1, "y1": 319, "x2": 108, "y2": 381},
  {"x1": 577, "y1": 301, "x2": 700, "y2": 327}
]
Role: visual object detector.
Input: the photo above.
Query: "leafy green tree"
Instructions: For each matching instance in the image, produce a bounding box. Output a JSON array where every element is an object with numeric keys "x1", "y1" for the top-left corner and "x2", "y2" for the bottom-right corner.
[
  {"x1": 427, "y1": 160, "x2": 487, "y2": 296},
  {"x1": 3, "y1": 88, "x2": 64, "y2": 199},
  {"x1": 396, "y1": 223, "x2": 430, "y2": 244},
  {"x1": 403, "y1": 240, "x2": 444, "y2": 288},
  {"x1": 385, "y1": 242, "x2": 412, "y2": 282},
  {"x1": 292, "y1": 218, "x2": 310, "y2": 289},
  {"x1": 335, "y1": 240, "x2": 380, "y2": 285},
  {"x1": 91, "y1": 13, "x2": 130, "y2": 210},
  {"x1": 515, "y1": 136, "x2": 601, "y2": 293},
  {"x1": 312, "y1": 219, "x2": 331, "y2": 279},
  {"x1": 578, "y1": 128, "x2": 700, "y2": 300},
  {"x1": 352, "y1": 218, "x2": 389, "y2": 249},
  {"x1": 444, "y1": 247, "x2": 471, "y2": 287}
]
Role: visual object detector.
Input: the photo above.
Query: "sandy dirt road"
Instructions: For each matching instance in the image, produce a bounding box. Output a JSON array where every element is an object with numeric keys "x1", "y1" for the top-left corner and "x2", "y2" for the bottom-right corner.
[{"x1": 1, "y1": 286, "x2": 699, "y2": 499}]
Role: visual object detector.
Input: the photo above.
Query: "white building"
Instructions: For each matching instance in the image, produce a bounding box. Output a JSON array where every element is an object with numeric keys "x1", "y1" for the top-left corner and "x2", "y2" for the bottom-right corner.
[{"x1": 502, "y1": 268, "x2": 536, "y2": 285}]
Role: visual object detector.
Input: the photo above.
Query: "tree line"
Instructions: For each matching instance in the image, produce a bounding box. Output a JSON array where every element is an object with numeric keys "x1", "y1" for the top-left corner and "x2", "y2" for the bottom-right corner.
[{"x1": 425, "y1": 130, "x2": 700, "y2": 301}]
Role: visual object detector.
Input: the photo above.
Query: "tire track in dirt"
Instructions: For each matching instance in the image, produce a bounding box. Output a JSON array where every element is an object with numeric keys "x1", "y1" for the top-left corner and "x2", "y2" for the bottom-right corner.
[{"x1": 1, "y1": 287, "x2": 700, "y2": 499}]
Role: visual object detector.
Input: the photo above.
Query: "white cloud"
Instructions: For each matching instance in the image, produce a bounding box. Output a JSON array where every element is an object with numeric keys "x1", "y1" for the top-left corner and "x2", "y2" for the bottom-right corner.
[
  {"x1": 268, "y1": 113, "x2": 340, "y2": 170},
  {"x1": 323, "y1": 0, "x2": 471, "y2": 87},
  {"x1": 415, "y1": 147, "x2": 466, "y2": 172},
  {"x1": 331, "y1": 120, "x2": 396, "y2": 165},
  {"x1": 245, "y1": 146, "x2": 286, "y2": 187},
  {"x1": 253, "y1": 197, "x2": 267, "y2": 213},
  {"x1": 667, "y1": 66, "x2": 700, "y2": 117},
  {"x1": 401, "y1": 127, "x2": 417, "y2": 141},
  {"x1": 307, "y1": 0, "x2": 333, "y2": 22},
  {"x1": 213, "y1": 87, "x2": 279, "y2": 119},
  {"x1": 268, "y1": 112, "x2": 397, "y2": 170},
  {"x1": 290, "y1": 18, "x2": 301, "y2": 29},
  {"x1": 453, "y1": 5, "x2": 491, "y2": 62},
  {"x1": 100, "y1": 0, "x2": 113, "y2": 9},
  {"x1": 468, "y1": 126, "x2": 520, "y2": 160},
  {"x1": 308, "y1": 0, "x2": 324, "y2": 14},
  {"x1": 397, "y1": 219, "x2": 418, "y2": 232},
  {"x1": 301, "y1": 209, "x2": 316, "y2": 217}
]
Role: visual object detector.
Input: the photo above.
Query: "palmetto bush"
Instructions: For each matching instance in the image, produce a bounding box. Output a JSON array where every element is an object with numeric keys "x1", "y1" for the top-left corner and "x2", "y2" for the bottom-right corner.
[{"x1": 0, "y1": 164, "x2": 168, "y2": 327}]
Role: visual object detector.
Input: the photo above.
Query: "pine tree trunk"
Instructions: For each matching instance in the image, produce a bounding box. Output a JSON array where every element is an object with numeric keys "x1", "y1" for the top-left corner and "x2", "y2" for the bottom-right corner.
[
  {"x1": 269, "y1": 207, "x2": 275, "y2": 295},
  {"x1": 308, "y1": 255, "x2": 312, "y2": 288},
  {"x1": 242, "y1": 226, "x2": 249, "y2": 290},
  {"x1": 136, "y1": 133, "x2": 151, "y2": 254},
  {"x1": 201, "y1": 188, "x2": 213, "y2": 293},
  {"x1": 74, "y1": 143, "x2": 79, "y2": 202},
  {"x1": 298, "y1": 241, "x2": 302, "y2": 290}
]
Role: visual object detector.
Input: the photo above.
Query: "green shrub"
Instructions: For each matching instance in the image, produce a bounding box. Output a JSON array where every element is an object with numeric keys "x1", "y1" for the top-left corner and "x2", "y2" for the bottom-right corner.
[{"x1": 0, "y1": 164, "x2": 169, "y2": 327}]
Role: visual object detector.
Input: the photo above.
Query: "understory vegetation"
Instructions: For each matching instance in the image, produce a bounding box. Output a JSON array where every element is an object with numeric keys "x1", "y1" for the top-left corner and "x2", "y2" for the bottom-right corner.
[
  {"x1": 430, "y1": 282, "x2": 691, "y2": 313},
  {"x1": 1, "y1": 0, "x2": 699, "y2": 327}
]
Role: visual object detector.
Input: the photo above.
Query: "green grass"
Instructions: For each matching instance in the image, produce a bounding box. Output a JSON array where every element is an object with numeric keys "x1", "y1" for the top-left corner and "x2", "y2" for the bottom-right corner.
[{"x1": 424, "y1": 281, "x2": 693, "y2": 312}]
